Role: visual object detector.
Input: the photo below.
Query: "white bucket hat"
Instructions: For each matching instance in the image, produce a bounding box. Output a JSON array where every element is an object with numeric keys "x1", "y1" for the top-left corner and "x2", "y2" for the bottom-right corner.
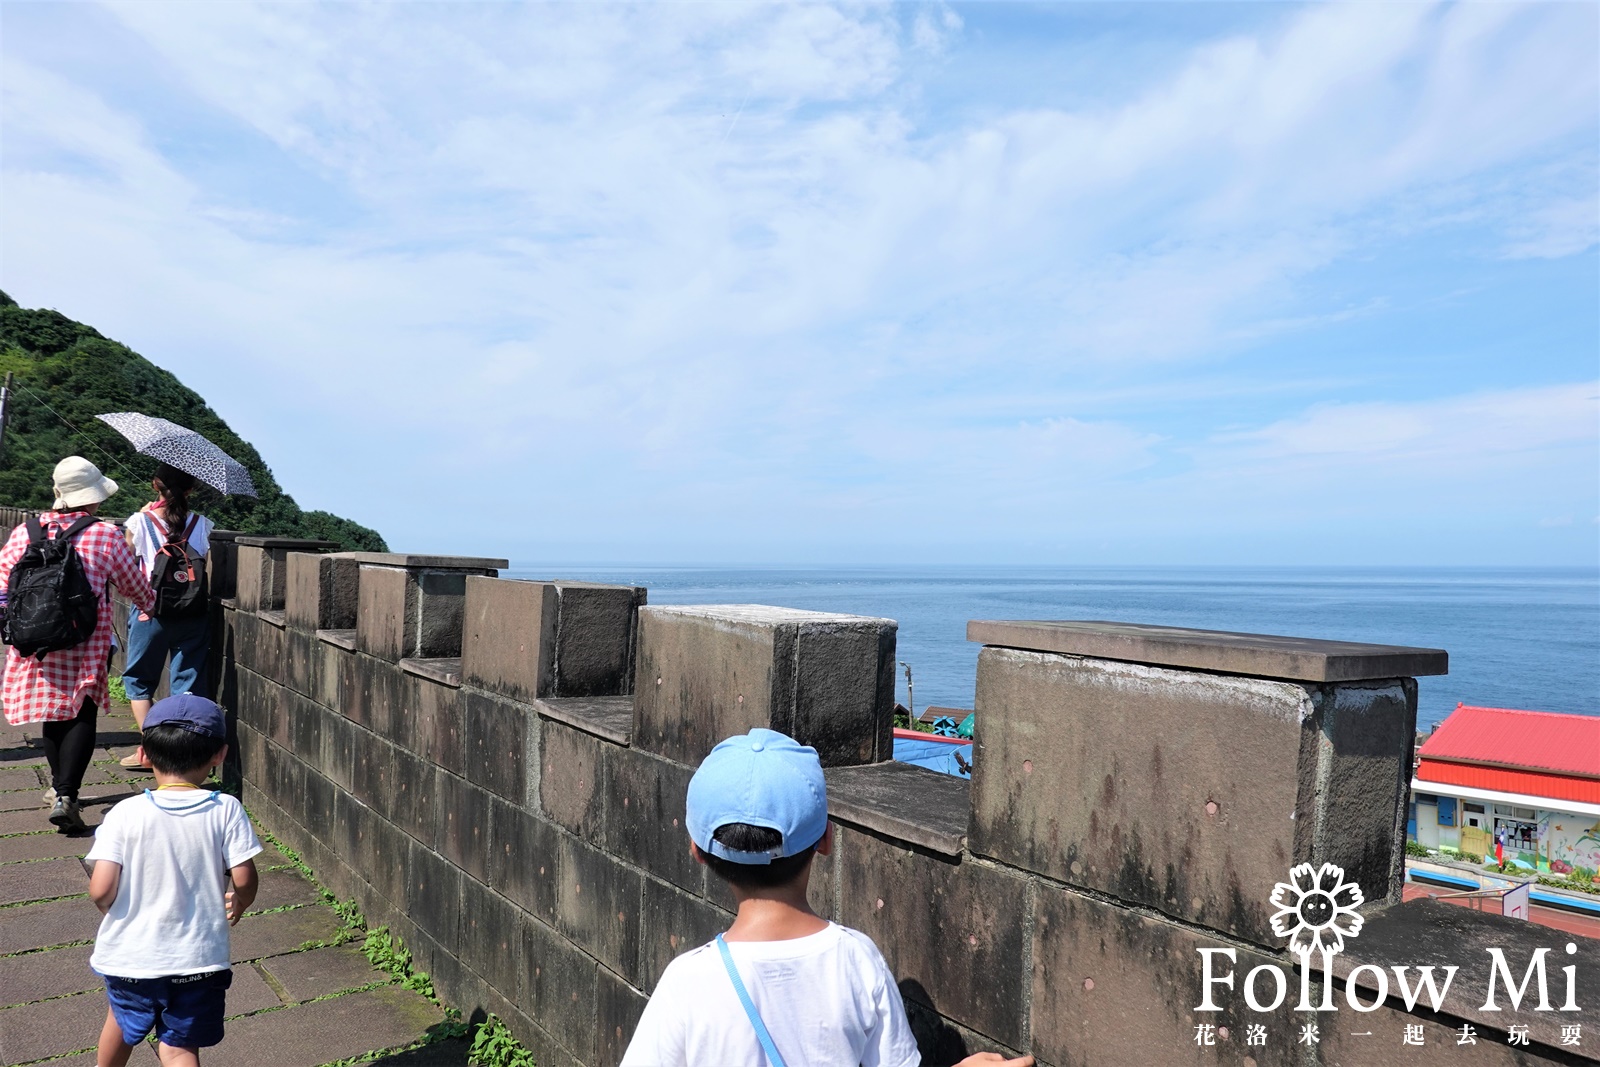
[{"x1": 52, "y1": 456, "x2": 119, "y2": 510}]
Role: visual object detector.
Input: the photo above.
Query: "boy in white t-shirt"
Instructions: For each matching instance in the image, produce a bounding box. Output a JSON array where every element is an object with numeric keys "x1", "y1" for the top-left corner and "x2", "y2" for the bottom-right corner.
[
  {"x1": 620, "y1": 728, "x2": 1034, "y2": 1067},
  {"x1": 85, "y1": 694, "x2": 261, "y2": 1067}
]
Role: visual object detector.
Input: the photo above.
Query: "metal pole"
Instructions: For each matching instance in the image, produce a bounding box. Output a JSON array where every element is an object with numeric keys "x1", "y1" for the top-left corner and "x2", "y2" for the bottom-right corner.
[
  {"x1": 899, "y1": 660, "x2": 914, "y2": 720},
  {"x1": 0, "y1": 372, "x2": 13, "y2": 466}
]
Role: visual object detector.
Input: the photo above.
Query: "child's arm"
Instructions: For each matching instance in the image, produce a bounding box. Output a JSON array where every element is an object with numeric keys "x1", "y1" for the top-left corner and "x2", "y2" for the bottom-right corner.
[
  {"x1": 225, "y1": 859, "x2": 258, "y2": 926},
  {"x1": 88, "y1": 860, "x2": 122, "y2": 915},
  {"x1": 954, "y1": 1055, "x2": 1034, "y2": 1067}
]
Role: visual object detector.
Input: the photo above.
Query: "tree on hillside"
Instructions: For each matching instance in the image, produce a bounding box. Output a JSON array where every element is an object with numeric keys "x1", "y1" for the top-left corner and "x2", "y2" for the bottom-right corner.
[{"x1": 0, "y1": 291, "x2": 386, "y2": 551}]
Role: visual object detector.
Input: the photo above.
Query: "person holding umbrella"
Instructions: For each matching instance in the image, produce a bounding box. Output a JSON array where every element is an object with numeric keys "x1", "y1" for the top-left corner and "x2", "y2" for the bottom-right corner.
[
  {"x1": 93, "y1": 413, "x2": 258, "y2": 773},
  {"x1": 0, "y1": 458, "x2": 156, "y2": 832},
  {"x1": 117, "y1": 462, "x2": 215, "y2": 770}
]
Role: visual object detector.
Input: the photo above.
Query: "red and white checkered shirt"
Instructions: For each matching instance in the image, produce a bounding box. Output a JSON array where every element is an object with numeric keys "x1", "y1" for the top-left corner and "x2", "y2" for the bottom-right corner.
[{"x1": 0, "y1": 511, "x2": 156, "y2": 725}]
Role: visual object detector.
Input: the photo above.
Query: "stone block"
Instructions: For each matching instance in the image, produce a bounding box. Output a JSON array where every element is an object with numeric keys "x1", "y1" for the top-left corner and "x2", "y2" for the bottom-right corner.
[
  {"x1": 464, "y1": 691, "x2": 529, "y2": 804},
  {"x1": 602, "y1": 746, "x2": 700, "y2": 894},
  {"x1": 436, "y1": 772, "x2": 491, "y2": 883},
  {"x1": 284, "y1": 628, "x2": 315, "y2": 698},
  {"x1": 968, "y1": 646, "x2": 1418, "y2": 944},
  {"x1": 285, "y1": 551, "x2": 360, "y2": 632},
  {"x1": 837, "y1": 824, "x2": 1029, "y2": 1048},
  {"x1": 633, "y1": 604, "x2": 897, "y2": 767},
  {"x1": 255, "y1": 617, "x2": 287, "y2": 682},
  {"x1": 488, "y1": 798, "x2": 562, "y2": 924},
  {"x1": 285, "y1": 691, "x2": 323, "y2": 766},
  {"x1": 550, "y1": 581, "x2": 647, "y2": 696},
  {"x1": 207, "y1": 533, "x2": 239, "y2": 600},
  {"x1": 523, "y1": 916, "x2": 600, "y2": 1062},
  {"x1": 368, "y1": 812, "x2": 410, "y2": 910},
  {"x1": 540, "y1": 720, "x2": 607, "y2": 838},
  {"x1": 459, "y1": 879, "x2": 524, "y2": 1002},
  {"x1": 352, "y1": 733, "x2": 395, "y2": 814},
  {"x1": 640, "y1": 876, "x2": 732, "y2": 990},
  {"x1": 429, "y1": 677, "x2": 467, "y2": 775},
  {"x1": 406, "y1": 839, "x2": 463, "y2": 953},
  {"x1": 596, "y1": 967, "x2": 648, "y2": 1067},
  {"x1": 320, "y1": 711, "x2": 357, "y2": 792},
  {"x1": 358, "y1": 564, "x2": 494, "y2": 662},
  {"x1": 557, "y1": 835, "x2": 643, "y2": 981},
  {"x1": 967, "y1": 619, "x2": 1449, "y2": 683},
  {"x1": 1030, "y1": 882, "x2": 1298, "y2": 1067},
  {"x1": 390, "y1": 744, "x2": 439, "y2": 845},
  {"x1": 334, "y1": 791, "x2": 379, "y2": 881},
  {"x1": 313, "y1": 640, "x2": 345, "y2": 712},
  {"x1": 301, "y1": 761, "x2": 336, "y2": 841},
  {"x1": 235, "y1": 544, "x2": 270, "y2": 612},
  {"x1": 462, "y1": 576, "x2": 557, "y2": 702}
]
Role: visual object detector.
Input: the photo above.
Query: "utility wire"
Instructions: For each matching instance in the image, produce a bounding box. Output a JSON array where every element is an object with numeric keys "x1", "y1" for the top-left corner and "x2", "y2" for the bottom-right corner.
[{"x1": 9, "y1": 380, "x2": 128, "y2": 474}]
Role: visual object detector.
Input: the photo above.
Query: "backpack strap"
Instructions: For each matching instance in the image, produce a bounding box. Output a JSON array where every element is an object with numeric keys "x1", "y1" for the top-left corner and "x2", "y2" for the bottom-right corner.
[
  {"x1": 59, "y1": 515, "x2": 97, "y2": 541},
  {"x1": 715, "y1": 935, "x2": 788, "y2": 1067},
  {"x1": 24, "y1": 516, "x2": 44, "y2": 546}
]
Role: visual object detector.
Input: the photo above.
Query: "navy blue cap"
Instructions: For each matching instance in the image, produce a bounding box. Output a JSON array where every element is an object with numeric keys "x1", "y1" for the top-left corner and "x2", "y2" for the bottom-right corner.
[{"x1": 144, "y1": 693, "x2": 226, "y2": 740}]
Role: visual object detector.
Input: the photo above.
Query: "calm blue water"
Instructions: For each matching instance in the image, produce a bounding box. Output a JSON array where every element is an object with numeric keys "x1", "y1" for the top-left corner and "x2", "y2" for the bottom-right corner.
[{"x1": 504, "y1": 566, "x2": 1599, "y2": 730}]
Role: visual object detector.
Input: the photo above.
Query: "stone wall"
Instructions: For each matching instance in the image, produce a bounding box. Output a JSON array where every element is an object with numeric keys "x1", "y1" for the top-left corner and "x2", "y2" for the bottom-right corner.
[{"x1": 198, "y1": 545, "x2": 1599, "y2": 1066}]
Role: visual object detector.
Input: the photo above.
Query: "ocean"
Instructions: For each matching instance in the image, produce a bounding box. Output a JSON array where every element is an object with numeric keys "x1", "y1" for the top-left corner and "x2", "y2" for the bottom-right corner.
[{"x1": 504, "y1": 566, "x2": 1599, "y2": 730}]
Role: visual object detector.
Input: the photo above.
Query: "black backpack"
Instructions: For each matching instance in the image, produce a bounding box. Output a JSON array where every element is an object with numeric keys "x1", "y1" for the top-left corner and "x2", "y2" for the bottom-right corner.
[
  {"x1": 147, "y1": 512, "x2": 208, "y2": 619},
  {"x1": 4, "y1": 516, "x2": 100, "y2": 659}
]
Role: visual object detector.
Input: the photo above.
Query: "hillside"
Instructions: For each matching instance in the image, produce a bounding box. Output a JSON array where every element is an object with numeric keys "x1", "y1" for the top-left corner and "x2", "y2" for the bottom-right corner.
[{"x1": 0, "y1": 292, "x2": 386, "y2": 551}]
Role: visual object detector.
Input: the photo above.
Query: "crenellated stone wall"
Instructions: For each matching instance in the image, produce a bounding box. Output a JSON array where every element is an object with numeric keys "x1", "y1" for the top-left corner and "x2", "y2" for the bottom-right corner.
[{"x1": 100, "y1": 535, "x2": 1600, "y2": 1066}]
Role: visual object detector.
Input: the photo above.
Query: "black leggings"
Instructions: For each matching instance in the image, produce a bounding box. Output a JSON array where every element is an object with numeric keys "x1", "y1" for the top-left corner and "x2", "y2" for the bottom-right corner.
[{"x1": 41, "y1": 698, "x2": 98, "y2": 800}]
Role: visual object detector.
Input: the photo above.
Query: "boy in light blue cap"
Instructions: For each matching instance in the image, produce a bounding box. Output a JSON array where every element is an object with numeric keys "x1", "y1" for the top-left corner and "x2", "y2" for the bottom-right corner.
[{"x1": 621, "y1": 728, "x2": 1033, "y2": 1067}]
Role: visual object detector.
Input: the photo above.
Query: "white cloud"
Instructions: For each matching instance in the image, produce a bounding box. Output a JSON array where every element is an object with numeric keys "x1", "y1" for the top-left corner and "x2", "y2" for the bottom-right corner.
[{"x1": 1, "y1": 1, "x2": 1595, "y2": 560}]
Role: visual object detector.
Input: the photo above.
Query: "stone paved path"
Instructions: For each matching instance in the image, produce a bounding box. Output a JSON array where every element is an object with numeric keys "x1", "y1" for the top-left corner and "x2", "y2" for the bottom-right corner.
[{"x1": 1, "y1": 705, "x2": 470, "y2": 1067}]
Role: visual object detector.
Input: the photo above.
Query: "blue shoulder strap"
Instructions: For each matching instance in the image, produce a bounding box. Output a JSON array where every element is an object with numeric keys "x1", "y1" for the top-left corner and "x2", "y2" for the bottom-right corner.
[{"x1": 715, "y1": 934, "x2": 788, "y2": 1067}]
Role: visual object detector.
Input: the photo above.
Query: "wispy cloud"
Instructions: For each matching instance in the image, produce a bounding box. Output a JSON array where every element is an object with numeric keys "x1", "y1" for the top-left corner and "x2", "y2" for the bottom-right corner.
[{"x1": 1, "y1": 1, "x2": 1594, "y2": 562}]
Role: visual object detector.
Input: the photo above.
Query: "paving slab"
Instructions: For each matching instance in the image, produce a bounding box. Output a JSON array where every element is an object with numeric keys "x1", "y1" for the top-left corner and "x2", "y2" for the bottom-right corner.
[
  {"x1": 226, "y1": 961, "x2": 287, "y2": 1016},
  {"x1": 0, "y1": 940, "x2": 95, "y2": 1004},
  {"x1": 253, "y1": 841, "x2": 294, "y2": 869},
  {"x1": 0, "y1": 789, "x2": 48, "y2": 813},
  {"x1": 249, "y1": 867, "x2": 324, "y2": 913},
  {"x1": 0, "y1": 808, "x2": 55, "y2": 834},
  {"x1": 0, "y1": 987, "x2": 107, "y2": 1064},
  {"x1": 0, "y1": 856, "x2": 88, "y2": 905},
  {"x1": 80, "y1": 762, "x2": 153, "y2": 787},
  {"x1": 206, "y1": 986, "x2": 444, "y2": 1067},
  {"x1": 261, "y1": 945, "x2": 389, "y2": 1003},
  {"x1": 0, "y1": 765, "x2": 43, "y2": 791},
  {"x1": 231, "y1": 906, "x2": 345, "y2": 963},
  {"x1": 42, "y1": 1047, "x2": 159, "y2": 1067},
  {"x1": 0, "y1": 829, "x2": 94, "y2": 864},
  {"x1": 0, "y1": 895, "x2": 99, "y2": 954}
]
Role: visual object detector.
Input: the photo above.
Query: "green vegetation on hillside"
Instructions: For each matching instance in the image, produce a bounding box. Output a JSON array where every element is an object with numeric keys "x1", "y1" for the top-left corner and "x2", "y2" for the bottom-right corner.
[{"x1": 0, "y1": 291, "x2": 386, "y2": 551}]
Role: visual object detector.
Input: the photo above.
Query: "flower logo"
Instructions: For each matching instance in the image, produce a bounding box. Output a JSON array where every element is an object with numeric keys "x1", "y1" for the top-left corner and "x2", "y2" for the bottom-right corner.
[{"x1": 1269, "y1": 862, "x2": 1364, "y2": 957}]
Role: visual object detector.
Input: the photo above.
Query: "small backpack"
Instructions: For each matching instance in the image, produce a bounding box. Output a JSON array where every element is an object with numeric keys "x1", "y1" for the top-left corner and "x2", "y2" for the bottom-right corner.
[
  {"x1": 147, "y1": 511, "x2": 209, "y2": 619},
  {"x1": 3, "y1": 515, "x2": 100, "y2": 659}
]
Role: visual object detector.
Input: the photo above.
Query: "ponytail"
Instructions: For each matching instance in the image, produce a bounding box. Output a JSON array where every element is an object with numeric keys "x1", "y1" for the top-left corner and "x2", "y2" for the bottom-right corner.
[{"x1": 152, "y1": 463, "x2": 197, "y2": 532}]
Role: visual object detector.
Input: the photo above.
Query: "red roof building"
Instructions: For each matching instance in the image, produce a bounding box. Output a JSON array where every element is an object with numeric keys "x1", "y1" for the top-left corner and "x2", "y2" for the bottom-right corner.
[
  {"x1": 1410, "y1": 704, "x2": 1600, "y2": 877},
  {"x1": 1417, "y1": 704, "x2": 1600, "y2": 805}
]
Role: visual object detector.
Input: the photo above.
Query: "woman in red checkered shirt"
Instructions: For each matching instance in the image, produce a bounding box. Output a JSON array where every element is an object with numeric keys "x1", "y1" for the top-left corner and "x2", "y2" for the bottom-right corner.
[{"x1": 0, "y1": 458, "x2": 155, "y2": 832}]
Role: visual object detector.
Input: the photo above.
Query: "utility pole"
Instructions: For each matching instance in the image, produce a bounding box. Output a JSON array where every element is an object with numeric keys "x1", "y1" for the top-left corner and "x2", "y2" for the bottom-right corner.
[
  {"x1": 899, "y1": 660, "x2": 914, "y2": 720},
  {"x1": 0, "y1": 372, "x2": 13, "y2": 466}
]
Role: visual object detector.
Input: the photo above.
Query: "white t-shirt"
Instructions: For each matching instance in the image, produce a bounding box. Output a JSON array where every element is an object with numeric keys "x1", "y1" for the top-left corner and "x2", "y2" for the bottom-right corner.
[
  {"x1": 86, "y1": 789, "x2": 262, "y2": 978},
  {"x1": 124, "y1": 509, "x2": 213, "y2": 577},
  {"x1": 621, "y1": 923, "x2": 921, "y2": 1067}
]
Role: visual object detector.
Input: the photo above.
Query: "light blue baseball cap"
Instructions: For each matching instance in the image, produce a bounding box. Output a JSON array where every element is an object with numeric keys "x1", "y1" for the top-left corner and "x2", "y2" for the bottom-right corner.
[{"x1": 687, "y1": 729, "x2": 828, "y2": 865}]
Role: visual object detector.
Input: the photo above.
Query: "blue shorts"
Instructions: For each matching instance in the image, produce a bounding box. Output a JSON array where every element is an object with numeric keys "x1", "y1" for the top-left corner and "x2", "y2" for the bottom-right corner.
[
  {"x1": 100, "y1": 969, "x2": 232, "y2": 1048},
  {"x1": 122, "y1": 608, "x2": 211, "y2": 702}
]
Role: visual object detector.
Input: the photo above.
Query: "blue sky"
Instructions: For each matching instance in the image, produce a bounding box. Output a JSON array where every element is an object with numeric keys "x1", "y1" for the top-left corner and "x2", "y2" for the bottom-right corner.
[{"x1": 1, "y1": 2, "x2": 1595, "y2": 565}]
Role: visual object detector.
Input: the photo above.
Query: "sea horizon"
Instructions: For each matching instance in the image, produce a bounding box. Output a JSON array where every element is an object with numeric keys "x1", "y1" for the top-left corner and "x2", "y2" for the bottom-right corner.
[{"x1": 503, "y1": 562, "x2": 1600, "y2": 730}]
